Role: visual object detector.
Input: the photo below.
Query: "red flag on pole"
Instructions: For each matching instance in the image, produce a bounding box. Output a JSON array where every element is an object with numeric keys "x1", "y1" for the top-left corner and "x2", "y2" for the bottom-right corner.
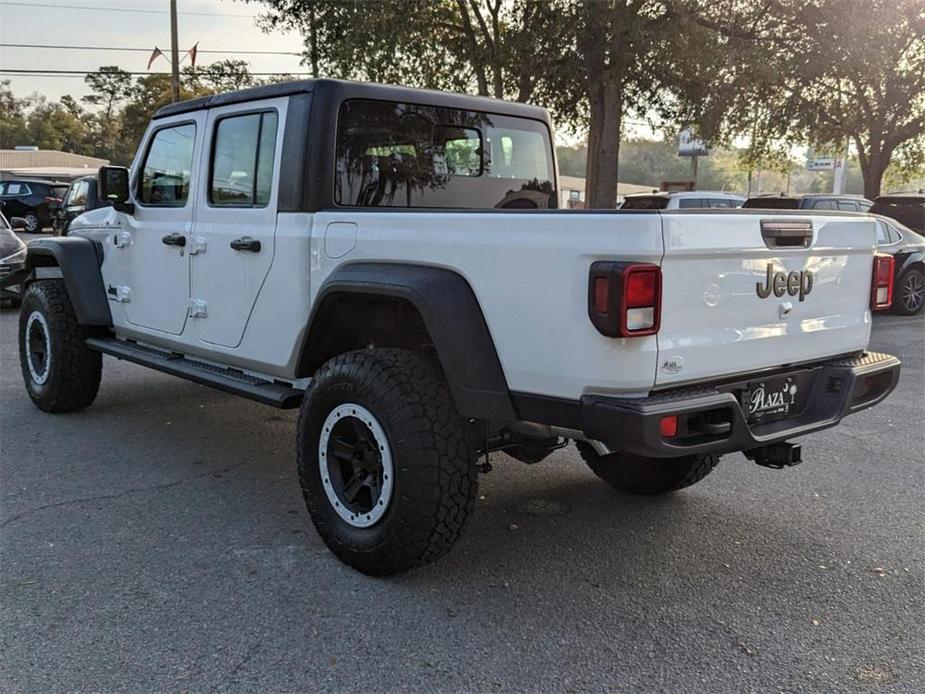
[
  {"x1": 188, "y1": 42, "x2": 199, "y2": 68},
  {"x1": 147, "y1": 47, "x2": 165, "y2": 70}
]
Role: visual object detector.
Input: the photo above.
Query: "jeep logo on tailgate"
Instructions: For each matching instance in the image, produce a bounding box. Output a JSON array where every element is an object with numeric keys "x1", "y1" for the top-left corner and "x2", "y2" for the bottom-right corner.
[{"x1": 756, "y1": 264, "x2": 814, "y2": 301}]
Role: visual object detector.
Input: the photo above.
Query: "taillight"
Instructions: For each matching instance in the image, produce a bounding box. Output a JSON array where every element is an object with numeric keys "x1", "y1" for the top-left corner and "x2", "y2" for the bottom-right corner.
[
  {"x1": 870, "y1": 254, "x2": 894, "y2": 310},
  {"x1": 588, "y1": 262, "x2": 662, "y2": 337}
]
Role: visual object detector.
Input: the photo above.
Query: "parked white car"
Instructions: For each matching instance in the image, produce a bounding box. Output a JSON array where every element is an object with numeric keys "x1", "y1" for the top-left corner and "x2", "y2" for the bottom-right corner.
[{"x1": 621, "y1": 190, "x2": 746, "y2": 209}]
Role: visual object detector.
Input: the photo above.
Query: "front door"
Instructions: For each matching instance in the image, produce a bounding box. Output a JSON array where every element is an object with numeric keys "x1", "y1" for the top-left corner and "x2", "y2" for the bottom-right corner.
[
  {"x1": 121, "y1": 115, "x2": 205, "y2": 335},
  {"x1": 190, "y1": 99, "x2": 284, "y2": 348}
]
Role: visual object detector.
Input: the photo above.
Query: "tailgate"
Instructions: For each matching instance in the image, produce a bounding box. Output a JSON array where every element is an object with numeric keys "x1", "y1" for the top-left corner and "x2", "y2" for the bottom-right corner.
[{"x1": 656, "y1": 212, "x2": 874, "y2": 387}]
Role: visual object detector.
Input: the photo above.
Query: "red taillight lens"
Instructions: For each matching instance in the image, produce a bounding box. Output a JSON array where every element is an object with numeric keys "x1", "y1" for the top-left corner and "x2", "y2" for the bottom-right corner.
[
  {"x1": 588, "y1": 262, "x2": 662, "y2": 337},
  {"x1": 870, "y1": 254, "x2": 894, "y2": 310}
]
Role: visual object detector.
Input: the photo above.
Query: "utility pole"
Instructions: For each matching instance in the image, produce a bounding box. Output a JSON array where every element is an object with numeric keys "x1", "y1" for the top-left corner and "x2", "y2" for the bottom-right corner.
[
  {"x1": 690, "y1": 155, "x2": 699, "y2": 189},
  {"x1": 832, "y1": 140, "x2": 849, "y2": 194},
  {"x1": 169, "y1": 0, "x2": 180, "y2": 102}
]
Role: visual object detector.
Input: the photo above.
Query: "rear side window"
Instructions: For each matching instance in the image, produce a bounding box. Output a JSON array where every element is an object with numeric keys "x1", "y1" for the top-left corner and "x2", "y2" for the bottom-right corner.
[
  {"x1": 621, "y1": 196, "x2": 669, "y2": 210},
  {"x1": 708, "y1": 198, "x2": 736, "y2": 208},
  {"x1": 875, "y1": 221, "x2": 890, "y2": 245},
  {"x1": 0, "y1": 182, "x2": 31, "y2": 196},
  {"x1": 335, "y1": 99, "x2": 555, "y2": 209},
  {"x1": 139, "y1": 123, "x2": 196, "y2": 206},
  {"x1": 811, "y1": 199, "x2": 836, "y2": 210},
  {"x1": 210, "y1": 111, "x2": 279, "y2": 207},
  {"x1": 678, "y1": 198, "x2": 704, "y2": 208},
  {"x1": 837, "y1": 200, "x2": 857, "y2": 211}
]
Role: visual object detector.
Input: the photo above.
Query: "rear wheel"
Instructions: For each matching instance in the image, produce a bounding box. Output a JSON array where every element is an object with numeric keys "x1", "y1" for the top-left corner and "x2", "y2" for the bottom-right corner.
[
  {"x1": 576, "y1": 442, "x2": 719, "y2": 495},
  {"x1": 297, "y1": 348, "x2": 477, "y2": 575},
  {"x1": 893, "y1": 267, "x2": 924, "y2": 315},
  {"x1": 19, "y1": 280, "x2": 102, "y2": 412},
  {"x1": 23, "y1": 213, "x2": 40, "y2": 233}
]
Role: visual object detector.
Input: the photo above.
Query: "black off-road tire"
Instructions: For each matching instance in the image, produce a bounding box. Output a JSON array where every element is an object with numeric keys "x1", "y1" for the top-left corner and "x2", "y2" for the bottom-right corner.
[
  {"x1": 891, "y1": 267, "x2": 924, "y2": 316},
  {"x1": 19, "y1": 280, "x2": 102, "y2": 413},
  {"x1": 576, "y1": 442, "x2": 719, "y2": 495},
  {"x1": 297, "y1": 348, "x2": 477, "y2": 575}
]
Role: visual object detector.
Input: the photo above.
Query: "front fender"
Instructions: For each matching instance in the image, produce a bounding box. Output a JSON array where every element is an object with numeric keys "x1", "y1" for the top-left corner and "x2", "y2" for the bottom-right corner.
[{"x1": 25, "y1": 237, "x2": 112, "y2": 326}]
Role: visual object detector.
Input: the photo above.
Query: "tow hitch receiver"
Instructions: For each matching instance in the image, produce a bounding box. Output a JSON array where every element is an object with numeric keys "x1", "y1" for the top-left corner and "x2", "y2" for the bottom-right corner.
[{"x1": 745, "y1": 442, "x2": 802, "y2": 469}]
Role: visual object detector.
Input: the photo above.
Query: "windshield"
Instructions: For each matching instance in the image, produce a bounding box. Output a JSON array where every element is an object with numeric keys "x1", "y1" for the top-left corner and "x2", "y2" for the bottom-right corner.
[
  {"x1": 620, "y1": 196, "x2": 669, "y2": 210},
  {"x1": 742, "y1": 198, "x2": 800, "y2": 209}
]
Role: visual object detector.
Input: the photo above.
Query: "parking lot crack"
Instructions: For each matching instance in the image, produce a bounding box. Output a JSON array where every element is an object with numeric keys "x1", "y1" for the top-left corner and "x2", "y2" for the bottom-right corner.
[{"x1": 0, "y1": 462, "x2": 247, "y2": 529}]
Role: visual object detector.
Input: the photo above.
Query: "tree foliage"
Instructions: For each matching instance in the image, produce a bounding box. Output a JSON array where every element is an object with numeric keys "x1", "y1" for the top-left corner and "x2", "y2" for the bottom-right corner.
[{"x1": 678, "y1": 0, "x2": 925, "y2": 198}]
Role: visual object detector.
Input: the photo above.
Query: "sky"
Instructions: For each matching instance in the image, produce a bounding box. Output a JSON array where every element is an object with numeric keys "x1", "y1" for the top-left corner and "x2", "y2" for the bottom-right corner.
[{"x1": 0, "y1": 0, "x2": 308, "y2": 102}]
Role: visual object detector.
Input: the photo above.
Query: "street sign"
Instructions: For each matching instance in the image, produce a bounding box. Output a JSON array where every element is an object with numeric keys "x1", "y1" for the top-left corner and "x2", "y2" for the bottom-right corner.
[
  {"x1": 678, "y1": 129, "x2": 709, "y2": 157},
  {"x1": 807, "y1": 157, "x2": 837, "y2": 171}
]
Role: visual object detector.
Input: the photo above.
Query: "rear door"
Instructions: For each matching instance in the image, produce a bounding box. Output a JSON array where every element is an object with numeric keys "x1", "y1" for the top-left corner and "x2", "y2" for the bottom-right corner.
[
  {"x1": 656, "y1": 212, "x2": 875, "y2": 386},
  {"x1": 190, "y1": 97, "x2": 284, "y2": 348}
]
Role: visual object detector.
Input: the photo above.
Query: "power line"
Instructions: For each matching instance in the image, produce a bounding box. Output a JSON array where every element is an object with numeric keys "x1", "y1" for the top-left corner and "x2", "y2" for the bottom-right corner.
[
  {"x1": 0, "y1": 1, "x2": 257, "y2": 17},
  {"x1": 0, "y1": 43, "x2": 301, "y2": 56},
  {"x1": 0, "y1": 69, "x2": 311, "y2": 77}
]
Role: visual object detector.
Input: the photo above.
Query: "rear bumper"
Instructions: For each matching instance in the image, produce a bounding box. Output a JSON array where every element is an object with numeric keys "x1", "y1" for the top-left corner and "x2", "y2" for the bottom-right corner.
[{"x1": 580, "y1": 352, "x2": 900, "y2": 458}]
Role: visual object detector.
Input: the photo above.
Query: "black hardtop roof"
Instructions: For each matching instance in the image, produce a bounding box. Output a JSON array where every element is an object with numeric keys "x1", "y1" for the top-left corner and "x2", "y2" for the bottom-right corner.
[{"x1": 153, "y1": 78, "x2": 551, "y2": 123}]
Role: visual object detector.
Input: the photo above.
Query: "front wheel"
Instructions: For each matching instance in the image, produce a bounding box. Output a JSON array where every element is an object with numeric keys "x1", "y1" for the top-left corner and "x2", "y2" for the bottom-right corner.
[
  {"x1": 576, "y1": 442, "x2": 719, "y2": 495},
  {"x1": 892, "y1": 267, "x2": 924, "y2": 316},
  {"x1": 19, "y1": 280, "x2": 102, "y2": 412},
  {"x1": 297, "y1": 348, "x2": 477, "y2": 575}
]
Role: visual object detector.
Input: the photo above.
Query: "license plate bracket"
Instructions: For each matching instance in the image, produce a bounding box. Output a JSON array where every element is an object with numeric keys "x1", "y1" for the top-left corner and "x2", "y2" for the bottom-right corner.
[{"x1": 738, "y1": 370, "x2": 815, "y2": 425}]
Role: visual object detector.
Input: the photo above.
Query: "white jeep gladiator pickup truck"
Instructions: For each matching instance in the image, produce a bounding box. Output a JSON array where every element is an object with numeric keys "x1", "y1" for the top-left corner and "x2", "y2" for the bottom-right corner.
[{"x1": 7, "y1": 79, "x2": 901, "y2": 575}]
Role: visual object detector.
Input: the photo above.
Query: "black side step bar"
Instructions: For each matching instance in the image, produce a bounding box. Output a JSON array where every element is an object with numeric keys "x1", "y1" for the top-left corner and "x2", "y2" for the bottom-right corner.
[{"x1": 85, "y1": 337, "x2": 304, "y2": 409}]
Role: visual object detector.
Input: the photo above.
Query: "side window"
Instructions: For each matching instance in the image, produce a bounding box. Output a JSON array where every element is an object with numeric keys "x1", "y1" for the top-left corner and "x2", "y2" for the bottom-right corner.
[
  {"x1": 875, "y1": 221, "x2": 889, "y2": 245},
  {"x1": 139, "y1": 123, "x2": 196, "y2": 206},
  {"x1": 709, "y1": 198, "x2": 733, "y2": 208},
  {"x1": 1, "y1": 182, "x2": 30, "y2": 196},
  {"x1": 210, "y1": 111, "x2": 279, "y2": 207},
  {"x1": 837, "y1": 200, "x2": 856, "y2": 211},
  {"x1": 71, "y1": 181, "x2": 89, "y2": 206},
  {"x1": 335, "y1": 99, "x2": 555, "y2": 209},
  {"x1": 678, "y1": 198, "x2": 703, "y2": 208},
  {"x1": 811, "y1": 200, "x2": 835, "y2": 210}
]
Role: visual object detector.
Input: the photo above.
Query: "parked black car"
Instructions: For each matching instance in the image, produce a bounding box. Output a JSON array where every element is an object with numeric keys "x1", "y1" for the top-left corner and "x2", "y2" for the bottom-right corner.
[
  {"x1": 0, "y1": 179, "x2": 68, "y2": 232},
  {"x1": 870, "y1": 193, "x2": 924, "y2": 234},
  {"x1": 742, "y1": 194, "x2": 873, "y2": 212},
  {"x1": 874, "y1": 214, "x2": 925, "y2": 315},
  {"x1": 52, "y1": 175, "x2": 110, "y2": 235},
  {"x1": 0, "y1": 212, "x2": 28, "y2": 307}
]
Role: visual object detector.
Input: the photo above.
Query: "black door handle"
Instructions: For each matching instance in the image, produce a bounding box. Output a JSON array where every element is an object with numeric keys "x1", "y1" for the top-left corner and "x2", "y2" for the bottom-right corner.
[
  {"x1": 230, "y1": 237, "x2": 261, "y2": 252},
  {"x1": 161, "y1": 233, "x2": 186, "y2": 247}
]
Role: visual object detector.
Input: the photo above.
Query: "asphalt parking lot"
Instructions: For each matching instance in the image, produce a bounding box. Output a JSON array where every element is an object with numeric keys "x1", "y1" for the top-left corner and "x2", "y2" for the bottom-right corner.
[{"x1": 1, "y1": 296, "x2": 922, "y2": 692}]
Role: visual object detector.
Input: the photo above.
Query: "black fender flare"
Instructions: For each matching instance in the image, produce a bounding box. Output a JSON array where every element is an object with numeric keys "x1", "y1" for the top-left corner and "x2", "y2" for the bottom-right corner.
[
  {"x1": 302, "y1": 262, "x2": 516, "y2": 422},
  {"x1": 25, "y1": 237, "x2": 112, "y2": 326}
]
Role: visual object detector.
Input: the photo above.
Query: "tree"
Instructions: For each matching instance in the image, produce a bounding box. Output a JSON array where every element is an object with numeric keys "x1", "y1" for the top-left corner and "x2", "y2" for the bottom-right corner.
[
  {"x1": 183, "y1": 59, "x2": 255, "y2": 93},
  {"x1": 82, "y1": 66, "x2": 133, "y2": 123},
  {"x1": 0, "y1": 80, "x2": 29, "y2": 148},
  {"x1": 680, "y1": 0, "x2": 925, "y2": 199}
]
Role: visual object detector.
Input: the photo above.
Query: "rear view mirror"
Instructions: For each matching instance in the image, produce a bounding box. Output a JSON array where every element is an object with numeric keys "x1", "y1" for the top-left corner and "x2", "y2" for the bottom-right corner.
[
  {"x1": 98, "y1": 166, "x2": 134, "y2": 214},
  {"x1": 10, "y1": 217, "x2": 28, "y2": 231}
]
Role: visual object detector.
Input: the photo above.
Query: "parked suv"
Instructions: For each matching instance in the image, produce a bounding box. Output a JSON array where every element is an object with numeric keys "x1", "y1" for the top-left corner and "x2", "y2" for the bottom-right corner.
[
  {"x1": 0, "y1": 179, "x2": 68, "y2": 232},
  {"x1": 5, "y1": 79, "x2": 901, "y2": 575},
  {"x1": 53, "y1": 175, "x2": 110, "y2": 235},
  {"x1": 621, "y1": 191, "x2": 745, "y2": 209},
  {"x1": 742, "y1": 194, "x2": 873, "y2": 212},
  {"x1": 870, "y1": 194, "x2": 924, "y2": 234}
]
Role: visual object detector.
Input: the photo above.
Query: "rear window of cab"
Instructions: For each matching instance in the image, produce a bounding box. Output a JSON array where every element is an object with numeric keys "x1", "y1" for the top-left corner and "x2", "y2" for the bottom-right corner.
[{"x1": 334, "y1": 99, "x2": 556, "y2": 209}]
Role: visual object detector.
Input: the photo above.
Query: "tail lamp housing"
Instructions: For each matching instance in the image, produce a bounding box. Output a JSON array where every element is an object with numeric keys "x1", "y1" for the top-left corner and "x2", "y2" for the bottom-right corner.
[
  {"x1": 870, "y1": 254, "x2": 894, "y2": 310},
  {"x1": 588, "y1": 261, "x2": 662, "y2": 337}
]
